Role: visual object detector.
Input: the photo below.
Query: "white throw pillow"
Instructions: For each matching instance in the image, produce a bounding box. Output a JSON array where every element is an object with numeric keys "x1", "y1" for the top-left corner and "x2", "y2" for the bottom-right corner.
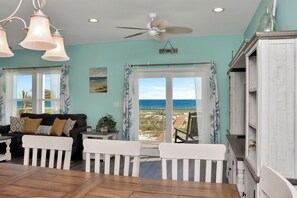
[
  {"x1": 9, "y1": 116, "x2": 26, "y2": 133},
  {"x1": 63, "y1": 118, "x2": 76, "y2": 136},
  {"x1": 36, "y1": 125, "x2": 52, "y2": 135}
]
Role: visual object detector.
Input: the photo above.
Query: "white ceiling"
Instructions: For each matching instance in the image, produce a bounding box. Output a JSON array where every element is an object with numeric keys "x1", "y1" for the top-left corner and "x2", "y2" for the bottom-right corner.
[{"x1": 1, "y1": 0, "x2": 260, "y2": 49}]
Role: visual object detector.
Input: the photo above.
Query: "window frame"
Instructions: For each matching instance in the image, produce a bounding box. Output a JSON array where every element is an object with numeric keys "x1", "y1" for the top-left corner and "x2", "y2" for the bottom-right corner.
[{"x1": 5, "y1": 68, "x2": 61, "y2": 122}]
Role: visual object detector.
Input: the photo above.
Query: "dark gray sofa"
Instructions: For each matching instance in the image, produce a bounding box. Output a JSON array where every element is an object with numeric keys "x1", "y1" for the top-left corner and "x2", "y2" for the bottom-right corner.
[{"x1": 0, "y1": 113, "x2": 87, "y2": 160}]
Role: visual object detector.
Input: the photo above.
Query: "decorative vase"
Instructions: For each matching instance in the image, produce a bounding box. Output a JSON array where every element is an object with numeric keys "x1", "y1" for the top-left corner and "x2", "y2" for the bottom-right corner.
[{"x1": 257, "y1": 7, "x2": 277, "y2": 32}]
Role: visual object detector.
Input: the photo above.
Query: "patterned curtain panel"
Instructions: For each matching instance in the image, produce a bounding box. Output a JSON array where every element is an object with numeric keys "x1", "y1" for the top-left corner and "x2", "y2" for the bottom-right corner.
[
  {"x1": 209, "y1": 63, "x2": 221, "y2": 144},
  {"x1": 0, "y1": 69, "x2": 6, "y2": 125},
  {"x1": 122, "y1": 64, "x2": 136, "y2": 140},
  {"x1": 60, "y1": 65, "x2": 71, "y2": 114}
]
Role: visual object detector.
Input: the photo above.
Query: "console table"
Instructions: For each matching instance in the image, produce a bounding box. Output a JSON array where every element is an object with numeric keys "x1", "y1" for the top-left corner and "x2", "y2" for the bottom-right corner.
[{"x1": 0, "y1": 136, "x2": 12, "y2": 161}]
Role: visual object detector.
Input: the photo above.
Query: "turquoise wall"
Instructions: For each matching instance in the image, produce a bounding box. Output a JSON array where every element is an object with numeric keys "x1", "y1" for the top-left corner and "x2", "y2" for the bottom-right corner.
[
  {"x1": 0, "y1": 34, "x2": 243, "y2": 144},
  {"x1": 244, "y1": 0, "x2": 297, "y2": 39}
]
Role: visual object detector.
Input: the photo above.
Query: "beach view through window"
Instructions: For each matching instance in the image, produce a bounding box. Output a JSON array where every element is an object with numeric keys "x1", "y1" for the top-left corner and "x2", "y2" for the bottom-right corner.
[
  {"x1": 139, "y1": 77, "x2": 201, "y2": 142},
  {"x1": 14, "y1": 73, "x2": 60, "y2": 116}
]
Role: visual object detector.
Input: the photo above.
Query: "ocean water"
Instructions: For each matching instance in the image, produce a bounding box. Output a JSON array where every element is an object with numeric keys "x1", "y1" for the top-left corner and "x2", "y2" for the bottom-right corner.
[
  {"x1": 17, "y1": 101, "x2": 51, "y2": 108},
  {"x1": 139, "y1": 99, "x2": 199, "y2": 110}
]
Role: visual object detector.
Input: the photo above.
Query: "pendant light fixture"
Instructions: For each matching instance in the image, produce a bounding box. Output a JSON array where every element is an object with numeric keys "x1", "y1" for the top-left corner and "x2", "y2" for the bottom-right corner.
[
  {"x1": 0, "y1": 25, "x2": 14, "y2": 57},
  {"x1": 42, "y1": 29, "x2": 69, "y2": 61},
  {"x1": 0, "y1": 0, "x2": 69, "y2": 61}
]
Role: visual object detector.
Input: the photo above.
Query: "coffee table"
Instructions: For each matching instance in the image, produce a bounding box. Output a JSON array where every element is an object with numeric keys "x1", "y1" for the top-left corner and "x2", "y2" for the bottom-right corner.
[{"x1": 0, "y1": 136, "x2": 12, "y2": 161}]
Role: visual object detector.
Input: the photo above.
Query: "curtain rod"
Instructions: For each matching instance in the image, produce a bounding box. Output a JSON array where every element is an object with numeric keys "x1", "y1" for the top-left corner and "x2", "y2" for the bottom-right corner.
[
  {"x1": 131, "y1": 61, "x2": 213, "y2": 67},
  {"x1": 1, "y1": 65, "x2": 62, "y2": 70}
]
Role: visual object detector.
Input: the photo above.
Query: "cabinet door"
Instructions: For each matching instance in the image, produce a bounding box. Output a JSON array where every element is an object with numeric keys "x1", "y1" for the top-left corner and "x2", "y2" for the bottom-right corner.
[
  {"x1": 245, "y1": 168, "x2": 258, "y2": 198},
  {"x1": 229, "y1": 72, "x2": 246, "y2": 135}
]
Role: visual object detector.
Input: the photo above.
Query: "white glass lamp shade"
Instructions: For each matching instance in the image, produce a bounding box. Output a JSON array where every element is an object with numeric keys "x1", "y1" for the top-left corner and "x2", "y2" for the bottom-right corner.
[
  {"x1": 42, "y1": 33, "x2": 69, "y2": 61},
  {"x1": 19, "y1": 10, "x2": 57, "y2": 50},
  {"x1": 0, "y1": 27, "x2": 14, "y2": 57}
]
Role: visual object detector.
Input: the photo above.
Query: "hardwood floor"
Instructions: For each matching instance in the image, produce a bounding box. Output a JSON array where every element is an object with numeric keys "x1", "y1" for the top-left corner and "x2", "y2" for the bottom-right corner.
[{"x1": 5, "y1": 155, "x2": 228, "y2": 182}]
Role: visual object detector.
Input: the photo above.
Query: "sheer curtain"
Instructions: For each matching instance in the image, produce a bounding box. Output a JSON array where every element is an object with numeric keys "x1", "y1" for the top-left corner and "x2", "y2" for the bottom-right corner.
[
  {"x1": 194, "y1": 62, "x2": 221, "y2": 144},
  {"x1": 0, "y1": 69, "x2": 6, "y2": 125},
  {"x1": 122, "y1": 64, "x2": 138, "y2": 140},
  {"x1": 60, "y1": 65, "x2": 71, "y2": 114}
]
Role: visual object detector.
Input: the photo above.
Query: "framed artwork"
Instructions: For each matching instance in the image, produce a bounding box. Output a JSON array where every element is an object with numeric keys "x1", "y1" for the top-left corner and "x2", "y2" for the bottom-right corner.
[{"x1": 89, "y1": 67, "x2": 107, "y2": 93}]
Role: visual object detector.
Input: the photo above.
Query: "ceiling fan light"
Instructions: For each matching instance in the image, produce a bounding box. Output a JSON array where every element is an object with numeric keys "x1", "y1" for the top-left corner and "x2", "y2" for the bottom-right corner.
[
  {"x1": 19, "y1": 10, "x2": 57, "y2": 50},
  {"x1": 0, "y1": 26, "x2": 14, "y2": 57},
  {"x1": 148, "y1": 30, "x2": 158, "y2": 36},
  {"x1": 42, "y1": 31, "x2": 69, "y2": 61}
]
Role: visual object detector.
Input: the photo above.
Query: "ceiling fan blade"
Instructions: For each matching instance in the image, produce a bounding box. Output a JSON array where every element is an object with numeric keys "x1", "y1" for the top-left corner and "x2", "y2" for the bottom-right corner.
[
  {"x1": 153, "y1": 33, "x2": 169, "y2": 41},
  {"x1": 117, "y1": 26, "x2": 148, "y2": 30},
  {"x1": 124, "y1": 31, "x2": 147, "y2": 39},
  {"x1": 150, "y1": 19, "x2": 169, "y2": 29},
  {"x1": 165, "y1": 27, "x2": 193, "y2": 34}
]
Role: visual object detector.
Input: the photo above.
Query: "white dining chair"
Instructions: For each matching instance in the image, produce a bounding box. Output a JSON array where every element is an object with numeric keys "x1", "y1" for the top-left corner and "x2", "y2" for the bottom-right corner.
[
  {"x1": 83, "y1": 139, "x2": 142, "y2": 177},
  {"x1": 259, "y1": 166, "x2": 297, "y2": 198},
  {"x1": 159, "y1": 143, "x2": 226, "y2": 183},
  {"x1": 22, "y1": 135, "x2": 73, "y2": 170}
]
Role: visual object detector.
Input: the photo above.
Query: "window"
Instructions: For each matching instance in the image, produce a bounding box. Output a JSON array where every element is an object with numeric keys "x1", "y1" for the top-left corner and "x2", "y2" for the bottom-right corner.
[{"x1": 5, "y1": 68, "x2": 61, "y2": 121}]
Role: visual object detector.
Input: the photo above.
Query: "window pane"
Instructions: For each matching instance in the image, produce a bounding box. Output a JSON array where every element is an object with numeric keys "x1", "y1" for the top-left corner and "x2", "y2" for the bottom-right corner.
[
  {"x1": 15, "y1": 75, "x2": 32, "y2": 99},
  {"x1": 17, "y1": 100, "x2": 33, "y2": 116},
  {"x1": 139, "y1": 78, "x2": 166, "y2": 141},
  {"x1": 43, "y1": 73, "x2": 60, "y2": 99},
  {"x1": 42, "y1": 100, "x2": 60, "y2": 114}
]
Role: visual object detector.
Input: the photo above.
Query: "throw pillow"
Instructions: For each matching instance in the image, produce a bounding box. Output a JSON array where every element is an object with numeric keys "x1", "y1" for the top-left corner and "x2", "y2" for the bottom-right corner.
[
  {"x1": 51, "y1": 118, "x2": 67, "y2": 136},
  {"x1": 63, "y1": 118, "x2": 76, "y2": 136},
  {"x1": 9, "y1": 116, "x2": 26, "y2": 133},
  {"x1": 23, "y1": 118, "x2": 42, "y2": 134},
  {"x1": 36, "y1": 125, "x2": 52, "y2": 135}
]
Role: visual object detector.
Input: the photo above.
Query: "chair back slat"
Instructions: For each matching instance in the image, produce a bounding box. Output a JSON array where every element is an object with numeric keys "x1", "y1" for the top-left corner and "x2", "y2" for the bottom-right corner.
[
  {"x1": 205, "y1": 160, "x2": 212, "y2": 182},
  {"x1": 22, "y1": 135, "x2": 73, "y2": 170},
  {"x1": 114, "y1": 155, "x2": 121, "y2": 175},
  {"x1": 32, "y1": 148, "x2": 38, "y2": 166},
  {"x1": 83, "y1": 139, "x2": 142, "y2": 177},
  {"x1": 95, "y1": 154, "x2": 100, "y2": 173},
  {"x1": 194, "y1": 159, "x2": 200, "y2": 182},
  {"x1": 41, "y1": 149, "x2": 47, "y2": 167},
  {"x1": 104, "y1": 154, "x2": 111, "y2": 175},
  {"x1": 183, "y1": 159, "x2": 189, "y2": 181},
  {"x1": 259, "y1": 166, "x2": 297, "y2": 198},
  {"x1": 216, "y1": 161, "x2": 223, "y2": 183},
  {"x1": 132, "y1": 156, "x2": 140, "y2": 177},
  {"x1": 159, "y1": 143, "x2": 226, "y2": 183}
]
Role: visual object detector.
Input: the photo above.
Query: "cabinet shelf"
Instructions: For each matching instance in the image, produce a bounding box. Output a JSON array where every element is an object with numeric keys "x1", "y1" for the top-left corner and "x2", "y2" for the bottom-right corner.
[{"x1": 249, "y1": 87, "x2": 257, "y2": 92}]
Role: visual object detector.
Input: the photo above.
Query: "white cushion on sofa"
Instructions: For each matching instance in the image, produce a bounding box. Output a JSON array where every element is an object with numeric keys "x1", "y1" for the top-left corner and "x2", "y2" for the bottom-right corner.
[{"x1": 36, "y1": 125, "x2": 52, "y2": 135}]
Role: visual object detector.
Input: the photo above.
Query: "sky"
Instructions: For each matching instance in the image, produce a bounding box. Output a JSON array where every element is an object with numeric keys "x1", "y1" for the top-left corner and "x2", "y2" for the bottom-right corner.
[
  {"x1": 139, "y1": 77, "x2": 202, "y2": 100},
  {"x1": 16, "y1": 74, "x2": 60, "y2": 99}
]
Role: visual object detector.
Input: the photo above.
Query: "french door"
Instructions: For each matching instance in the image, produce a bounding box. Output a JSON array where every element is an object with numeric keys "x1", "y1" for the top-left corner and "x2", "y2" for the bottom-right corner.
[{"x1": 135, "y1": 67, "x2": 209, "y2": 144}]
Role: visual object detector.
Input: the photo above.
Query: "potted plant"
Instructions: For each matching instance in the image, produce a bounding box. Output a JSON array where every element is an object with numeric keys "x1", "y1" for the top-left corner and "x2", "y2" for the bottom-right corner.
[{"x1": 96, "y1": 114, "x2": 117, "y2": 133}]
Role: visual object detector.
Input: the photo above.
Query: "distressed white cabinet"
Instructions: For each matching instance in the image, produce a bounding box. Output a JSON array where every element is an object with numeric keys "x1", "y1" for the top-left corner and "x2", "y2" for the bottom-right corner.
[
  {"x1": 228, "y1": 41, "x2": 248, "y2": 135},
  {"x1": 245, "y1": 31, "x2": 297, "y2": 197},
  {"x1": 226, "y1": 135, "x2": 246, "y2": 197}
]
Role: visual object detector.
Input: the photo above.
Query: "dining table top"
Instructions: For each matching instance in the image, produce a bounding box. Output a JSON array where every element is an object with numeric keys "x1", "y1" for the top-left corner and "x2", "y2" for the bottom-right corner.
[{"x1": 0, "y1": 163, "x2": 240, "y2": 198}]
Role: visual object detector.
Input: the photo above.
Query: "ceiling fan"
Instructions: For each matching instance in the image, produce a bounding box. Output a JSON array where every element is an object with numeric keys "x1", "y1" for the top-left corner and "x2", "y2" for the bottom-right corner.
[{"x1": 117, "y1": 13, "x2": 193, "y2": 40}]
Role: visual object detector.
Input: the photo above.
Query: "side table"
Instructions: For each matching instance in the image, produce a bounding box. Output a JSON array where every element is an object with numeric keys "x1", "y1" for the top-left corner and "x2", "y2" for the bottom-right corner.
[
  {"x1": 0, "y1": 136, "x2": 12, "y2": 161},
  {"x1": 81, "y1": 131, "x2": 118, "y2": 160}
]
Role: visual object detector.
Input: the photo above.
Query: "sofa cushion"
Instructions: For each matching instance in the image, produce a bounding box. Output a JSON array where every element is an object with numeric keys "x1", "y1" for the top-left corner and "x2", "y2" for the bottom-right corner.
[
  {"x1": 9, "y1": 116, "x2": 26, "y2": 133},
  {"x1": 23, "y1": 118, "x2": 42, "y2": 134},
  {"x1": 51, "y1": 118, "x2": 67, "y2": 136},
  {"x1": 36, "y1": 125, "x2": 52, "y2": 135},
  {"x1": 63, "y1": 118, "x2": 76, "y2": 136}
]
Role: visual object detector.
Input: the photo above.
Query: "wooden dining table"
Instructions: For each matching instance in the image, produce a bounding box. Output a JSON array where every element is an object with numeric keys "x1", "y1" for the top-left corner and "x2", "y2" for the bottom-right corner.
[{"x1": 0, "y1": 163, "x2": 239, "y2": 198}]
